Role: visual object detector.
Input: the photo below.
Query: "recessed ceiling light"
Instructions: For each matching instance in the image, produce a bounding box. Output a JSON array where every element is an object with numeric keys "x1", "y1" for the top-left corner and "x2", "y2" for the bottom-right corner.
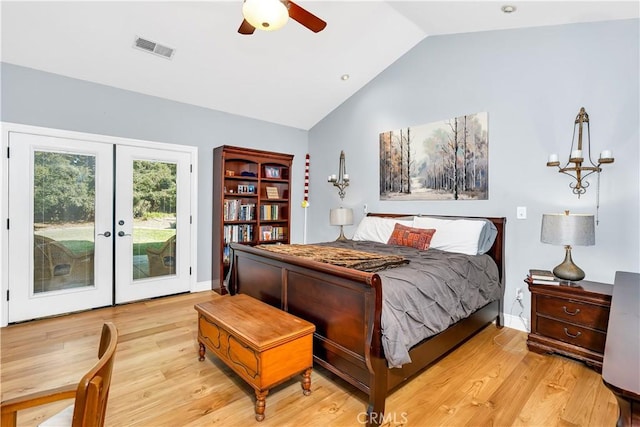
[
  {"x1": 340, "y1": 74, "x2": 350, "y2": 81},
  {"x1": 501, "y1": 5, "x2": 517, "y2": 14}
]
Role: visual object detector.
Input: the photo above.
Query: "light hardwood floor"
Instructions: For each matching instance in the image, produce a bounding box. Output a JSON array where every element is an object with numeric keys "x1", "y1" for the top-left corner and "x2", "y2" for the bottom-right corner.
[{"x1": 1, "y1": 291, "x2": 618, "y2": 426}]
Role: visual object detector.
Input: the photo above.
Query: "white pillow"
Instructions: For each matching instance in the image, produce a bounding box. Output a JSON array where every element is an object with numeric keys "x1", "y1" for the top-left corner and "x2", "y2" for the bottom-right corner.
[
  {"x1": 412, "y1": 217, "x2": 486, "y2": 255},
  {"x1": 352, "y1": 216, "x2": 414, "y2": 243}
]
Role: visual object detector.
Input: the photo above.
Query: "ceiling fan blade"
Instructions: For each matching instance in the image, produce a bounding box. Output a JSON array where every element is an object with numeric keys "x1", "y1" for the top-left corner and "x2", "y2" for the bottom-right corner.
[
  {"x1": 238, "y1": 19, "x2": 256, "y2": 35},
  {"x1": 287, "y1": 1, "x2": 327, "y2": 33}
]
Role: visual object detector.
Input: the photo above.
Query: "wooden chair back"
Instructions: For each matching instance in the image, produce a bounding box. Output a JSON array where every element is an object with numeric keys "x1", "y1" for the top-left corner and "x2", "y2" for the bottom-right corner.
[
  {"x1": 0, "y1": 322, "x2": 118, "y2": 427},
  {"x1": 71, "y1": 322, "x2": 118, "y2": 427}
]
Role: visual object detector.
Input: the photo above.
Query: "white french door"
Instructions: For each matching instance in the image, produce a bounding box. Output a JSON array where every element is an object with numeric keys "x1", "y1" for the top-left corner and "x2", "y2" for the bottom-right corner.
[
  {"x1": 7, "y1": 131, "x2": 193, "y2": 322},
  {"x1": 114, "y1": 146, "x2": 191, "y2": 304},
  {"x1": 8, "y1": 133, "x2": 114, "y2": 322}
]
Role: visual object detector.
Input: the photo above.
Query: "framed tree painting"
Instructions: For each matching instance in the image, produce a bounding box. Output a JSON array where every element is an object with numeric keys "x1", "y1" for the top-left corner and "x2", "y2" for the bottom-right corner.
[{"x1": 379, "y1": 112, "x2": 488, "y2": 200}]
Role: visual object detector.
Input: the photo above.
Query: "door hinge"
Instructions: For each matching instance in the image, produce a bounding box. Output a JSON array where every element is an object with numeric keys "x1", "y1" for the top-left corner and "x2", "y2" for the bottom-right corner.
[
  {"x1": 190, "y1": 215, "x2": 192, "y2": 224},
  {"x1": 189, "y1": 267, "x2": 192, "y2": 276},
  {"x1": 6, "y1": 290, "x2": 9, "y2": 301},
  {"x1": 190, "y1": 164, "x2": 193, "y2": 173},
  {"x1": 6, "y1": 147, "x2": 9, "y2": 158},
  {"x1": 6, "y1": 218, "x2": 9, "y2": 230}
]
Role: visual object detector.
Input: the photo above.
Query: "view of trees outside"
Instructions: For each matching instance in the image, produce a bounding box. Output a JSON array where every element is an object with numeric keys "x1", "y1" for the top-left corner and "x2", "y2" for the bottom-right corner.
[
  {"x1": 131, "y1": 160, "x2": 177, "y2": 275},
  {"x1": 379, "y1": 112, "x2": 489, "y2": 200},
  {"x1": 132, "y1": 160, "x2": 177, "y2": 220},
  {"x1": 33, "y1": 152, "x2": 177, "y2": 278},
  {"x1": 34, "y1": 152, "x2": 96, "y2": 224}
]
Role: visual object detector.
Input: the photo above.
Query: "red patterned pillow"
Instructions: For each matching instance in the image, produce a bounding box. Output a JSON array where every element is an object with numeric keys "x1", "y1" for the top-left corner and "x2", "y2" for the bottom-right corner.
[{"x1": 387, "y1": 223, "x2": 436, "y2": 250}]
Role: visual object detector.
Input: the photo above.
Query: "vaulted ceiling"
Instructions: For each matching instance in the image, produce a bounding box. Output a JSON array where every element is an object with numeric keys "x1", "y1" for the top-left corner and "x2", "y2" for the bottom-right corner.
[{"x1": 2, "y1": 1, "x2": 638, "y2": 130}]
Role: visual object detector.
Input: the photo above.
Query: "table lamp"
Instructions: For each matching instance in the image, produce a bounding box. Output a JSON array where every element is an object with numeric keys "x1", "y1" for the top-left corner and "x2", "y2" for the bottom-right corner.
[
  {"x1": 540, "y1": 211, "x2": 595, "y2": 283},
  {"x1": 330, "y1": 207, "x2": 353, "y2": 241}
]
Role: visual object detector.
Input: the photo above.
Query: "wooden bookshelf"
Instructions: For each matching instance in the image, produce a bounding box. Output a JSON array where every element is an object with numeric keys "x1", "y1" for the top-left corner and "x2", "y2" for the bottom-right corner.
[{"x1": 212, "y1": 145, "x2": 293, "y2": 294}]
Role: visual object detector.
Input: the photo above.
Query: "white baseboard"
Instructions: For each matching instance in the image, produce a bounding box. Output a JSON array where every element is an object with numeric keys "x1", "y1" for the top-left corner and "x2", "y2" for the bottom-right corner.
[
  {"x1": 503, "y1": 313, "x2": 529, "y2": 332},
  {"x1": 192, "y1": 280, "x2": 213, "y2": 293}
]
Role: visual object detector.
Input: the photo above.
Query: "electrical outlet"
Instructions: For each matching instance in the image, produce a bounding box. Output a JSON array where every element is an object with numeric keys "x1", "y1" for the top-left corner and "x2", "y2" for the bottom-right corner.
[
  {"x1": 516, "y1": 288, "x2": 523, "y2": 301},
  {"x1": 363, "y1": 204, "x2": 368, "y2": 214},
  {"x1": 516, "y1": 206, "x2": 527, "y2": 219}
]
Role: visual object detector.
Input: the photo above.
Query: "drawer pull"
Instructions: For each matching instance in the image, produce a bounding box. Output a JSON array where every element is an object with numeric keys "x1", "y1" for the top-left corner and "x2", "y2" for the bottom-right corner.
[
  {"x1": 562, "y1": 306, "x2": 581, "y2": 316},
  {"x1": 564, "y1": 327, "x2": 582, "y2": 339}
]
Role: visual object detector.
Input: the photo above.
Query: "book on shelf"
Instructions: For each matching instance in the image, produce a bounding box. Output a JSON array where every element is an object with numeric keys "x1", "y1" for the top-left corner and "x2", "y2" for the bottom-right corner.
[
  {"x1": 259, "y1": 225, "x2": 287, "y2": 241},
  {"x1": 223, "y1": 200, "x2": 255, "y2": 221},
  {"x1": 529, "y1": 269, "x2": 555, "y2": 280},
  {"x1": 260, "y1": 204, "x2": 279, "y2": 220},
  {"x1": 223, "y1": 224, "x2": 254, "y2": 243}
]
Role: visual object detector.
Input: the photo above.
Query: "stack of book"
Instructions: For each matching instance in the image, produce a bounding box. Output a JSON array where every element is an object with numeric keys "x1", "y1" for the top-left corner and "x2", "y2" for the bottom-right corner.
[{"x1": 528, "y1": 269, "x2": 560, "y2": 285}]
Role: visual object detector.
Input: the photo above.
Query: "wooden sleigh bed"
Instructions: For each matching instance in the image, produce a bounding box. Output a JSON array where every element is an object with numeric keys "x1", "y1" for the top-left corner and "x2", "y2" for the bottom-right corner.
[{"x1": 228, "y1": 213, "x2": 506, "y2": 425}]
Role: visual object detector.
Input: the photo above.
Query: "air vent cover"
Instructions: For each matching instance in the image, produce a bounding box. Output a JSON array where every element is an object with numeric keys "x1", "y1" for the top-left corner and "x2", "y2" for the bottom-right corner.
[{"x1": 133, "y1": 36, "x2": 175, "y2": 59}]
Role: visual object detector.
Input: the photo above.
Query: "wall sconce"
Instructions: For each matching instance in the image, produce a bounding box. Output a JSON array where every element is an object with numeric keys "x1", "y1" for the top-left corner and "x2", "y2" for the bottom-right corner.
[
  {"x1": 330, "y1": 207, "x2": 354, "y2": 241},
  {"x1": 541, "y1": 210, "x2": 595, "y2": 283},
  {"x1": 327, "y1": 150, "x2": 350, "y2": 200},
  {"x1": 546, "y1": 107, "x2": 614, "y2": 198}
]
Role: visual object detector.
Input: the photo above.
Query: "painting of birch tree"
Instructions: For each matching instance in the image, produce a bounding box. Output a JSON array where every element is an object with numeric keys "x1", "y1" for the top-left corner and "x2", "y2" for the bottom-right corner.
[{"x1": 379, "y1": 112, "x2": 488, "y2": 200}]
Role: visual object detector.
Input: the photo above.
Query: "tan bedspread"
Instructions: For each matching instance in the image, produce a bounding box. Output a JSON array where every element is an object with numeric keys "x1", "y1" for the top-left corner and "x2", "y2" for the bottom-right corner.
[{"x1": 254, "y1": 244, "x2": 408, "y2": 272}]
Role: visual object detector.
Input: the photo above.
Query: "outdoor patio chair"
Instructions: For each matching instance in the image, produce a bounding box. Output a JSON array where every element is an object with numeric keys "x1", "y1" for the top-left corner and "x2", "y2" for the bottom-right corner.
[
  {"x1": 146, "y1": 235, "x2": 176, "y2": 276},
  {"x1": 33, "y1": 235, "x2": 94, "y2": 288}
]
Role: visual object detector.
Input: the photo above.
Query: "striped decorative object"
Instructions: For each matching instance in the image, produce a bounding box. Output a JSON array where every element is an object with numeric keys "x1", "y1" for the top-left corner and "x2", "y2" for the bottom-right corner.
[{"x1": 302, "y1": 154, "x2": 310, "y2": 207}]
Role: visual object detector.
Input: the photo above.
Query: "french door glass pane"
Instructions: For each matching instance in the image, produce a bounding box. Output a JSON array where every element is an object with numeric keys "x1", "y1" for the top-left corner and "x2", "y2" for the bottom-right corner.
[
  {"x1": 33, "y1": 151, "x2": 96, "y2": 294},
  {"x1": 132, "y1": 160, "x2": 177, "y2": 280}
]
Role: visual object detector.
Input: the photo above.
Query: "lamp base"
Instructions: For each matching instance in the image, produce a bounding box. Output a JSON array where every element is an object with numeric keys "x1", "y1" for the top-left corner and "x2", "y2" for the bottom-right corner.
[
  {"x1": 335, "y1": 225, "x2": 349, "y2": 241},
  {"x1": 552, "y1": 245, "x2": 585, "y2": 282}
]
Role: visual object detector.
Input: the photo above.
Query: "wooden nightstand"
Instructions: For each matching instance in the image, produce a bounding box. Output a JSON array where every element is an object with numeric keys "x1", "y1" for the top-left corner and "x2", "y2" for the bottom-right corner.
[{"x1": 526, "y1": 278, "x2": 612, "y2": 371}]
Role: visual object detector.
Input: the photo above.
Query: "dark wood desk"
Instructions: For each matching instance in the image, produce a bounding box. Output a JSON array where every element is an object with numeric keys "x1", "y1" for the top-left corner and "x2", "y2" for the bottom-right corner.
[{"x1": 602, "y1": 271, "x2": 640, "y2": 427}]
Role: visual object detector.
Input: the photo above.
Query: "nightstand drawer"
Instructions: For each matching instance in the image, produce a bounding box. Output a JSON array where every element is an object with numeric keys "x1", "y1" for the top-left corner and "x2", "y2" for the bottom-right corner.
[
  {"x1": 536, "y1": 295, "x2": 609, "y2": 331},
  {"x1": 537, "y1": 316, "x2": 607, "y2": 353}
]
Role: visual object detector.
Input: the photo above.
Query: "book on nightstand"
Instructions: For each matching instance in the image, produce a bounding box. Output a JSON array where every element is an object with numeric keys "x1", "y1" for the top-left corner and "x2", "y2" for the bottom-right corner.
[
  {"x1": 528, "y1": 269, "x2": 560, "y2": 285},
  {"x1": 529, "y1": 269, "x2": 554, "y2": 280}
]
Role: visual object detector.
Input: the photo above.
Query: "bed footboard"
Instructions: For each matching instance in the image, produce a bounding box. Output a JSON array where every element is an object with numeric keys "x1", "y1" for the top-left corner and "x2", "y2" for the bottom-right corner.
[{"x1": 229, "y1": 245, "x2": 383, "y2": 394}]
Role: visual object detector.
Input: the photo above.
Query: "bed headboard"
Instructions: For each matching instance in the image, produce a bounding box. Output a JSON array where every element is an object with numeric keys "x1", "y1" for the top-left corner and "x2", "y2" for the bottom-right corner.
[{"x1": 367, "y1": 213, "x2": 506, "y2": 286}]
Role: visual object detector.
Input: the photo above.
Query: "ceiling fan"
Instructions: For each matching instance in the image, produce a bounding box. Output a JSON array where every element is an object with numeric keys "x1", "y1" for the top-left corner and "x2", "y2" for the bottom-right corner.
[{"x1": 238, "y1": 0, "x2": 327, "y2": 35}]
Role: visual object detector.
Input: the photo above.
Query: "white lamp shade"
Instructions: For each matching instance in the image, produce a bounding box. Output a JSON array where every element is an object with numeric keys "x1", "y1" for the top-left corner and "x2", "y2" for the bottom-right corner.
[
  {"x1": 242, "y1": 0, "x2": 289, "y2": 31},
  {"x1": 541, "y1": 213, "x2": 595, "y2": 246},
  {"x1": 330, "y1": 208, "x2": 353, "y2": 226}
]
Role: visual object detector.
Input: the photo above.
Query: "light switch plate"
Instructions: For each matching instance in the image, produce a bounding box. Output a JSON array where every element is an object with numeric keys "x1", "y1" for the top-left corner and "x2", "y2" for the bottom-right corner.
[{"x1": 516, "y1": 206, "x2": 527, "y2": 219}]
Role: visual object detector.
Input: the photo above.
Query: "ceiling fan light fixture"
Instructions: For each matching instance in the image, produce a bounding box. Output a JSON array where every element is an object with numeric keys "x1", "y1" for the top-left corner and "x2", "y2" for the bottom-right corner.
[{"x1": 242, "y1": 0, "x2": 289, "y2": 32}]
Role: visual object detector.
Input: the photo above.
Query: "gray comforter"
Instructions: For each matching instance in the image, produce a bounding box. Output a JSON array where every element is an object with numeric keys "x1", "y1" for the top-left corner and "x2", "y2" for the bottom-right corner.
[{"x1": 320, "y1": 240, "x2": 502, "y2": 368}]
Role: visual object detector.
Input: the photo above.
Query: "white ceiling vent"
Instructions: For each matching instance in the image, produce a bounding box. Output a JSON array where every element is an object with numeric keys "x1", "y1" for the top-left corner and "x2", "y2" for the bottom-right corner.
[{"x1": 133, "y1": 36, "x2": 175, "y2": 59}]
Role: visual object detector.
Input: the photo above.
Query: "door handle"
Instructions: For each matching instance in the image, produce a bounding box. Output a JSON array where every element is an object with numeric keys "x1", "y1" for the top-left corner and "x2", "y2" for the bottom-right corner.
[
  {"x1": 98, "y1": 231, "x2": 112, "y2": 237},
  {"x1": 118, "y1": 231, "x2": 131, "y2": 237}
]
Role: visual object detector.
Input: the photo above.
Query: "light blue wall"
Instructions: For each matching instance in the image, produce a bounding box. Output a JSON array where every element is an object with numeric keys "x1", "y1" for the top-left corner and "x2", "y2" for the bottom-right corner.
[
  {"x1": 2, "y1": 19, "x2": 639, "y2": 323},
  {"x1": 308, "y1": 19, "x2": 640, "y2": 319},
  {"x1": 0, "y1": 63, "x2": 309, "y2": 283}
]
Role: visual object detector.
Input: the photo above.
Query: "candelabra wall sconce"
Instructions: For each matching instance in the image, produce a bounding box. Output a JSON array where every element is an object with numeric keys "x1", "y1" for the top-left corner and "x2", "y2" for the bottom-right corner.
[
  {"x1": 327, "y1": 150, "x2": 350, "y2": 200},
  {"x1": 546, "y1": 107, "x2": 614, "y2": 198}
]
